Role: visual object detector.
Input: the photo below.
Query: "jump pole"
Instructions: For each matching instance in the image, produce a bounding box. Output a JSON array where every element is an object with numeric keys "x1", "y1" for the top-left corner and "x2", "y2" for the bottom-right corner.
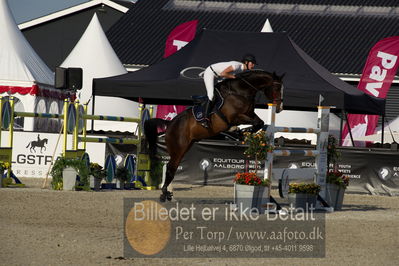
[
  {"x1": 63, "y1": 99, "x2": 68, "y2": 157},
  {"x1": 264, "y1": 104, "x2": 330, "y2": 208}
]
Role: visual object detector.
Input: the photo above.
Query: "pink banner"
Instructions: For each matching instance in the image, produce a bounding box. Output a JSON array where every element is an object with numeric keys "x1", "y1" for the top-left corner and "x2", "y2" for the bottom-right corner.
[
  {"x1": 155, "y1": 105, "x2": 187, "y2": 121},
  {"x1": 163, "y1": 20, "x2": 198, "y2": 58},
  {"x1": 342, "y1": 36, "x2": 399, "y2": 145},
  {"x1": 157, "y1": 20, "x2": 198, "y2": 120}
]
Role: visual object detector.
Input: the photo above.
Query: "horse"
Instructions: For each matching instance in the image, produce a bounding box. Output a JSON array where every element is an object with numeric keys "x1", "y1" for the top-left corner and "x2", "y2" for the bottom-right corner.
[
  {"x1": 144, "y1": 70, "x2": 284, "y2": 202},
  {"x1": 26, "y1": 138, "x2": 48, "y2": 153}
]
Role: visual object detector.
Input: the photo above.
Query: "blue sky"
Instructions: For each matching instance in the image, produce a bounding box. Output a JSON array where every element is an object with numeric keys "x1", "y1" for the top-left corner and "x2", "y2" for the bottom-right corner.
[{"x1": 8, "y1": 0, "x2": 88, "y2": 23}]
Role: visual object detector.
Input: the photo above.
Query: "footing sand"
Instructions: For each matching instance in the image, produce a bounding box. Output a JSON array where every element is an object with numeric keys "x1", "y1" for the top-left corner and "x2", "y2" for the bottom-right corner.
[{"x1": 1, "y1": 180, "x2": 398, "y2": 265}]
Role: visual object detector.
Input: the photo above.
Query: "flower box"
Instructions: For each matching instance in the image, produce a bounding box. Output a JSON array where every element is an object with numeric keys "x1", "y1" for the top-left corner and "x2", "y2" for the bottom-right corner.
[
  {"x1": 89, "y1": 175, "x2": 102, "y2": 191},
  {"x1": 288, "y1": 193, "x2": 317, "y2": 210},
  {"x1": 101, "y1": 183, "x2": 116, "y2": 189},
  {"x1": 288, "y1": 183, "x2": 320, "y2": 210},
  {"x1": 325, "y1": 183, "x2": 345, "y2": 210},
  {"x1": 62, "y1": 167, "x2": 77, "y2": 191},
  {"x1": 234, "y1": 172, "x2": 270, "y2": 213},
  {"x1": 235, "y1": 183, "x2": 269, "y2": 213},
  {"x1": 326, "y1": 171, "x2": 348, "y2": 210}
]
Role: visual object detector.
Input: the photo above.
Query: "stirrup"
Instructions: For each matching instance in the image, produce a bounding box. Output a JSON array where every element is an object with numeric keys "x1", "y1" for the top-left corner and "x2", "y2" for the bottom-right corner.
[{"x1": 201, "y1": 118, "x2": 210, "y2": 128}]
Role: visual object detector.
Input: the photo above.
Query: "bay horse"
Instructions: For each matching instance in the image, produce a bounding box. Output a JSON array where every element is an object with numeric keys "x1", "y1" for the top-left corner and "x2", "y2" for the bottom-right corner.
[{"x1": 144, "y1": 70, "x2": 284, "y2": 201}]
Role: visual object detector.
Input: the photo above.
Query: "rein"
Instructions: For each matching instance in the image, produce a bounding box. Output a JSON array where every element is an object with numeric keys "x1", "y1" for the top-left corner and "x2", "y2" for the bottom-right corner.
[
  {"x1": 238, "y1": 76, "x2": 283, "y2": 103},
  {"x1": 239, "y1": 77, "x2": 264, "y2": 92}
]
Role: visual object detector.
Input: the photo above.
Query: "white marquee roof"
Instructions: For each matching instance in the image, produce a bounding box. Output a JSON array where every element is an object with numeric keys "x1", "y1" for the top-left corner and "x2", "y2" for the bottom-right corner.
[
  {"x1": 61, "y1": 13, "x2": 138, "y2": 132},
  {"x1": 0, "y1": 0, "x2": 54, "y2": 88}
]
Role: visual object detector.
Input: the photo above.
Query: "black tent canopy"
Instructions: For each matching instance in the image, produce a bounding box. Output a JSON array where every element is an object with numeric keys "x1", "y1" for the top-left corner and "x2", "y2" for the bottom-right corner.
[{"x1": 93, "y1": 30, "x2": 385, "y2": 115}]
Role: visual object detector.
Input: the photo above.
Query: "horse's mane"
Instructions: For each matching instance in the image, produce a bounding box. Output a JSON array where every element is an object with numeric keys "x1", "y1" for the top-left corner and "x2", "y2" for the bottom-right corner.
[
  {"x1": 216, "y1": 70, "x2": 273, "y2": 90},
  {"x1": 235, "y1": 70, "x2": 272, "y2": 79}
]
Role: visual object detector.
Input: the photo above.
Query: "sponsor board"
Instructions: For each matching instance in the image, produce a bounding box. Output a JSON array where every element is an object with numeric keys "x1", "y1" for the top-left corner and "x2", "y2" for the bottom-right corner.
[{"x1": 1, "y1": 131, "x2": 105, "y2": 178}]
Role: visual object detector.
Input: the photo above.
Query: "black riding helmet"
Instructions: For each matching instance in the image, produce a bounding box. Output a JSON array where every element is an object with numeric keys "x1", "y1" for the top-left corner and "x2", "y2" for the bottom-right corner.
[{"x1": 241, "y1": 54, "x2": 257, "y2": 65}]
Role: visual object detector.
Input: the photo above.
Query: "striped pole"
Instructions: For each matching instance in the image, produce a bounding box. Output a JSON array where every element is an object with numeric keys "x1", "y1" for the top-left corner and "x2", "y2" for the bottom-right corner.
[
  {"x1": 82, "y1": 114, "x2": 140, "y2": 123},
  {"x1": 73, "y1": 100, "x2": 79, "y2": 151},
  {"x1": 138, "y1": 103, "x2": 144, "y2": 153},
  {"x1": 274, "y1": 127, "x2": 320, "y2": 134},
  {"x1": 83, "y1": 103, "x2": 88, "y2": 150},
  {"x1": 273, "y1": 149, "x2": 320, "y2": 157},
  {"x1": 264, "y1": 103, "x2": 276, "y2": 182},
  {"x1": 63, "y1": 99, "x2": 68, "y2": 157},
  {"x1": 78, "y1": 137, "x2": 140, "y2": 145},
  {"x1": 315, "y1": 106, "x2": 330, "y2": 202},
  {"x1": 7, "y1": 97, "x2": 15, "y2": 178},
  {"x1": 14, "y1": 112, "x2": 63, "y2": 119}
]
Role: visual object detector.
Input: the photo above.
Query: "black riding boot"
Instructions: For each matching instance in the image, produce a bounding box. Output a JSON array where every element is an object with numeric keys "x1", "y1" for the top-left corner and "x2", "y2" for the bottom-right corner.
[{"x1": 201, "y1": 99, "x2": 212, "y2": 128}]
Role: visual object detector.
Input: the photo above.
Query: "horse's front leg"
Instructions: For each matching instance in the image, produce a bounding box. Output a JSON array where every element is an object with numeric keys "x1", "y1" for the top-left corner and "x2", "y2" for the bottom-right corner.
[{"x1": 236, "y1": 113, "x2": 265, "y2": 132}]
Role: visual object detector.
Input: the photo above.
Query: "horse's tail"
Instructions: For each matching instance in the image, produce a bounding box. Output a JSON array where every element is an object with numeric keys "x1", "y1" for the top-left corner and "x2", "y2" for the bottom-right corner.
[
  {"x1": 26, "y1": 142, "x2": 31, "y2": 148},
  {"x1": 144, "y1": 118, "x2": 171, "y2": 159}
]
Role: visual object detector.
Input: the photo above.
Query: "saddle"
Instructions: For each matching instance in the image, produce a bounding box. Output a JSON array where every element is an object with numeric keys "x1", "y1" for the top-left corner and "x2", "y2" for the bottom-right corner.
[{"x1": 192, "y1": 89, "x2": 224, "y2": 123}]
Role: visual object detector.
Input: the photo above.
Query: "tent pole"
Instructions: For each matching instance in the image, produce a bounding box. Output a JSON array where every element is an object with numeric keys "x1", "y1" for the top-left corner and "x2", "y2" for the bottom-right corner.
[
  {"x1": 91, "y1": 94, "x2": 95, "y2": 134},
  {"x1": 381, "y1": 114, "x2": 385, "y2": 145},
  {"x1": 344, "y1": 112, "x2": 355, "y2": 147},
  {"x1": 339, "y1": 110, "x2": 344, "y2": 145}
]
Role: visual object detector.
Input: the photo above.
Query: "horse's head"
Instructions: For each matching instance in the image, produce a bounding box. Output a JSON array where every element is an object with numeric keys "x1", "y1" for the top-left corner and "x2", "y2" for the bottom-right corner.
[
  {"x1": 267, "y1": 72, "x2": 284, "y2": 113},
  {"x1": 223, "y1": 70, "x2": 284, "y2": 112}
]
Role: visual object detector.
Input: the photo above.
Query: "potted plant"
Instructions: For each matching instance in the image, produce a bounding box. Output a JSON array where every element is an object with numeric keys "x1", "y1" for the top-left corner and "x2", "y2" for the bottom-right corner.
[
  {"x1": 50, "y1": 157, "x2": 89, "y2": 191},
  {"x1": 326, "y1": 135, "x2": 348, "y2": 210},
  {"x1": 327, "y1": 135, "x2": 341, "y2": 170},
  {"x1": 234, "y1": 172, "x2": 271, "y2": 213},
  {"x1": 116, "y1": 166, "x2": 129, "y2": 189},
  {"x1": 0, "y1": 161, "x2": 10, "y2": 188},
  {"x1": 326, "y1": 171, "x2": 349, "y2": 210},
  {"x1": 89, "y1": 163, "x2": 105, "y2": 191},
  {"x1": 242, "y1": 130, "x2": 273, "y2": 172},
  {"x1": 288, "y1": 183, "x2": 321, "y2": 210},
  {"x1": 233, "y1": 130, "x2": 273, "y2": 213}
]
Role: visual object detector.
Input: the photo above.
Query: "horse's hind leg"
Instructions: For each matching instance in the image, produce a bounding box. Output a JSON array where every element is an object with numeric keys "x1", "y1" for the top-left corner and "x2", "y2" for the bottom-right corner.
[
  {"x1": 160, "y1": 162, "x2": 178, "y2": 202},
  {"x1": 160, "y1": 142, "x2": 193, "y2": 202}
]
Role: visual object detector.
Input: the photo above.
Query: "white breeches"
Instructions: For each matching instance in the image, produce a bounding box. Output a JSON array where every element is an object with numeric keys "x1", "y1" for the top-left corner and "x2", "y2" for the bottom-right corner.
[{"x1": 203, "y1": 67, "x2": 215, "y2": 100}]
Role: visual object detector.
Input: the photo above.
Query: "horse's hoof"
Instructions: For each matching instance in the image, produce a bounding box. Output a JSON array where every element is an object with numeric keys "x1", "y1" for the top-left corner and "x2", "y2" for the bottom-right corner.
[
  {"x1": 166, "y1": 191, "x2": 173, "y2": 201},
  {"x1": 160, "y1": 194, "x2": 166, "y2": 202}
]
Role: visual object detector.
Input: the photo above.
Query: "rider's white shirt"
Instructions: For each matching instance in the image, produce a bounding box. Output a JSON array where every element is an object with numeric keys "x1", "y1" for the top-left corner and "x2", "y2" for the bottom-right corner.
[
  {"x1": 210, "y1": 61, "x2": 244, "y2": 77},
  {"x1": 203, "y1": 61, "x2": 245, "y2": 100}
]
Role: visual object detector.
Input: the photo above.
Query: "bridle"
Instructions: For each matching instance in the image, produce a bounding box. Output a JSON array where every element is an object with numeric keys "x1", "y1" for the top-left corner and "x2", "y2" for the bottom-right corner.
[
  {"x1": 240, "y1": 77, "x2": 284, "y2": 104},
  {"x1": 272, "y1": 82, "x2": 284, "y2": 104}
]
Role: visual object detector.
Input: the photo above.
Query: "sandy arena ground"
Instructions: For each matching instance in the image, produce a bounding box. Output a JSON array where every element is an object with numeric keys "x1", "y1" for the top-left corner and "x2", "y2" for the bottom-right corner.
[{"x1": 1, "y1": 178, "x2": 398, "y2": 266}]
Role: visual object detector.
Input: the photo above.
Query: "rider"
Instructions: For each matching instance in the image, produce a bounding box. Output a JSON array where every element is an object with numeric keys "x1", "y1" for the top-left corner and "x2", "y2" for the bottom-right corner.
[{"x1": 201, "y1": 53, "x2": 257, "y2": 128}]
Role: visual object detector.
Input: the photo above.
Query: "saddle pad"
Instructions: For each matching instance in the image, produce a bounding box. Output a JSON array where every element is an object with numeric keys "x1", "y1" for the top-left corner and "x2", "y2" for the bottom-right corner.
[{"x1": 192, "y1": 89, "x2": 224, "y2": 122}]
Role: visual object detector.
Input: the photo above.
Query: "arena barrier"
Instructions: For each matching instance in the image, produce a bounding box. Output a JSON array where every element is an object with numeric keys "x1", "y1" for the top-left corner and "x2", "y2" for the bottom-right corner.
[
  {"x1": 69, "y1": 101, "x2": 155, "y2": 189},
  {"x1": 263, "y1": 103, "x2": 330, "y2": 209},
  {"x1": 0, "y1": 97, "x2": 69, "y2": 180},
  {"x1": 0, "y1": 97, "x2": 155, "y2": 189}
]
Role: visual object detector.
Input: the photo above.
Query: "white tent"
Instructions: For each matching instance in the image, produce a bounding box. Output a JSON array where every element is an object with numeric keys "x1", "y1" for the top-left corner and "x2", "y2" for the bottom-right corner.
[
  {"x1": 0, "y1": 0, "x2": 65, "y2": 132},
  {"x1": 61, "y1": 13, "x2": 139, "y2": 132}
]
